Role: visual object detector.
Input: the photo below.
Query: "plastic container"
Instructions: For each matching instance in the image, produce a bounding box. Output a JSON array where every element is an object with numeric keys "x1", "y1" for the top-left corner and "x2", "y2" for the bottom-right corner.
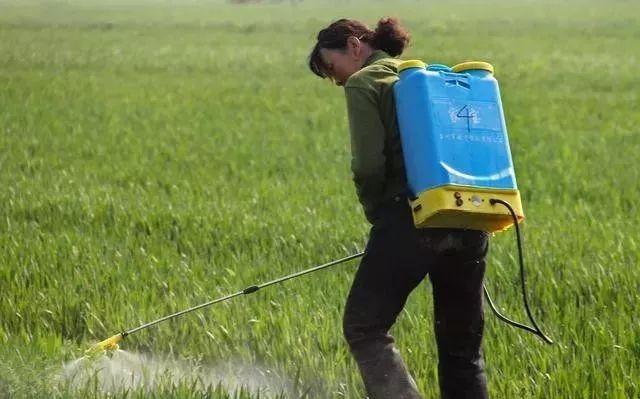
[{"x1": 393, "y1": 60, "x2": 524, "y2": 232}]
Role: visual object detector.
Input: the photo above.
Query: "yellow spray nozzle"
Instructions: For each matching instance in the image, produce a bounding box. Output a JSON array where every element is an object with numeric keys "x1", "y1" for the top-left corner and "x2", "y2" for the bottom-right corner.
[{"x1": 84, "y1": 333, "x2": 124, "y2": 358}]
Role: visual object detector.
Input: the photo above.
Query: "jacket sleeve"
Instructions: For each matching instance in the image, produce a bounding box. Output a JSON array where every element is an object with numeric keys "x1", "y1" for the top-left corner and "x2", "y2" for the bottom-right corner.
[{"x1": 344, "y1": 86, "x2": 386, "y2": 219}]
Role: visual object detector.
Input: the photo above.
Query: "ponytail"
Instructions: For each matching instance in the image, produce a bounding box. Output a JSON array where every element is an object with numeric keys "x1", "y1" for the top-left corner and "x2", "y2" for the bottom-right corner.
[{"x1": 372, "y1": 17, "x2": 410, "y2": 57}]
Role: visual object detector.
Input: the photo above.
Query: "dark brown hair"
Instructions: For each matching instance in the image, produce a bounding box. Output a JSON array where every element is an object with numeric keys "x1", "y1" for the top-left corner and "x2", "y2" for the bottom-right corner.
[{"x1": 308, "y1": 17, "x2": 410, "y2": 78}]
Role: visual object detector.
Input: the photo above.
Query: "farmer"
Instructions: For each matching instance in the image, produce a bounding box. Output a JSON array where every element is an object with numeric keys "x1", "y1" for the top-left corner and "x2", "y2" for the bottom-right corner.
[{"x1": 308, "y1": 18, "x2": 490, "y2": 398}]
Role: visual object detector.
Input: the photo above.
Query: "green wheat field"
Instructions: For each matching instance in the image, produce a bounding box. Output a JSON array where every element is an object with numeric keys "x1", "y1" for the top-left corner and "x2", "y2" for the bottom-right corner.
[{"x1": 1, "y1": 0, "x2": 638, "y2": 397}]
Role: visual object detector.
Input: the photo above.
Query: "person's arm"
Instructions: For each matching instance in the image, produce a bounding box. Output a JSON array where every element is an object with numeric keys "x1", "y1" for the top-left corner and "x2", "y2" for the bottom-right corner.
[{"x1": 344, "y1": 86, "x2": 386, "y2": 220}]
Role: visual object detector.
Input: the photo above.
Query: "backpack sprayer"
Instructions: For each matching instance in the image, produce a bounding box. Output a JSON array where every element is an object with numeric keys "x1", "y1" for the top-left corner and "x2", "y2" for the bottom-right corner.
[
  {"x1": 86, "y1": 59, "x2": 551, "y2": 358},
  {"x1": 394, "y1": 59, "x2": 552, "y2": 344}
]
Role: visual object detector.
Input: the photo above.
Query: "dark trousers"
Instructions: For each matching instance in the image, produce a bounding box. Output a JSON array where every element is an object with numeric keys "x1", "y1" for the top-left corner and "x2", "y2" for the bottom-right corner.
[{"x1": 343, "y1": 198, "x2": 489, "y2": 399}]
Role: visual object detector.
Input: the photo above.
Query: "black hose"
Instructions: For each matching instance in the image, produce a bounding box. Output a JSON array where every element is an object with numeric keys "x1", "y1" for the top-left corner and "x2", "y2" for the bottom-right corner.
[{"x1": 485, "y1": 198, "x2": 553, "y2": 345}]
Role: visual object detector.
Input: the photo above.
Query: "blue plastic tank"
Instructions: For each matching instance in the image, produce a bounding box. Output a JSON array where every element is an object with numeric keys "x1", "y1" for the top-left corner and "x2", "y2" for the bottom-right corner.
[{"x1": 393, "y1": 60, "x2": 524, "y2": 232}]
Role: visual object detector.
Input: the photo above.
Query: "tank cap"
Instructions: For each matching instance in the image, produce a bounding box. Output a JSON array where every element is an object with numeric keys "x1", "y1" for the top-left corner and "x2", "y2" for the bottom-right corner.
[
  {"x1": 398, "y1": 60, "x2": 426, "y2": 73},
  {"x1": 451, "y1": 61, "x2": 494, "y2": 74}
]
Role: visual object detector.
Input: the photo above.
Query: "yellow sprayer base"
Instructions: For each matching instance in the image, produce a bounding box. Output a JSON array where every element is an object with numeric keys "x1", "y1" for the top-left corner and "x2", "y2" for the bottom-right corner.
[{"x1": 410, "y1": 186, "x2": 524, "y2": 233}]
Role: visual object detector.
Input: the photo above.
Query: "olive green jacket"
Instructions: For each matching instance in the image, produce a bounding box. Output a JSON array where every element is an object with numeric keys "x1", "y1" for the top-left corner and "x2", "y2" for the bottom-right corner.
[{"x1": 344, "y1": 50, "x2": 407, "y2": 223}]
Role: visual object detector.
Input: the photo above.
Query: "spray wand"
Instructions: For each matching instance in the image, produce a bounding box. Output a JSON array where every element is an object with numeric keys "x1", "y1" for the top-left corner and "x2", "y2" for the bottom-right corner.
[
  {"x1": 84, "y1": 252, "x2": 364, "y2": 357},
  {"x1": 86, "y1": 201, "x2": 552, "y2": 358}
]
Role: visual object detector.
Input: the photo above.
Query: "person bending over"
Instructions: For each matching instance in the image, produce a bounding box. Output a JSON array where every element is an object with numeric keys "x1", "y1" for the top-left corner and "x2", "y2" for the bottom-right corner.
[{"x1": 308, "y1": 17, "x2": 490, "y2": 399}]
